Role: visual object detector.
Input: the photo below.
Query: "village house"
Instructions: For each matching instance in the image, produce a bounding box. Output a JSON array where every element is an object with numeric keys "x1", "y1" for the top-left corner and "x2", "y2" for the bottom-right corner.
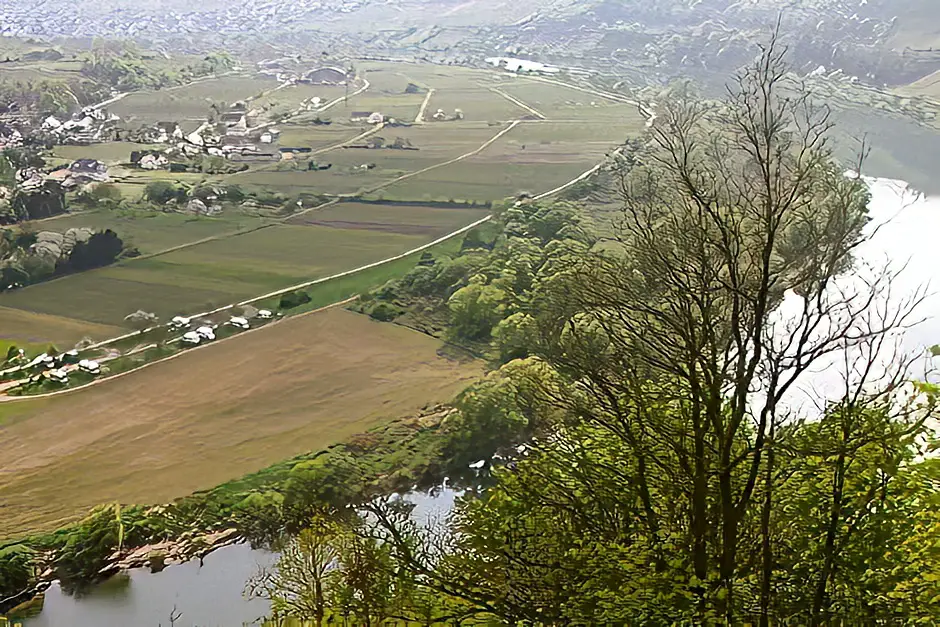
[
  {"x1": 46, "y1": 159, "x2": 110, "y2": 188},
  {"x1": 153, "y1": 121, "x2": 184, "y2": 143}
]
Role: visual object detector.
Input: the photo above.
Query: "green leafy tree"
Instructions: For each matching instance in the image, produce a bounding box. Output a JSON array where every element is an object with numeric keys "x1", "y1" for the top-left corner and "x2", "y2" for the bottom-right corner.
[
  {"x1": 447, "y1": 283, "x2": 506, "y2": 341},
  {"x1": 246, "y1": 514, "x2": 342, "y2": 627}
]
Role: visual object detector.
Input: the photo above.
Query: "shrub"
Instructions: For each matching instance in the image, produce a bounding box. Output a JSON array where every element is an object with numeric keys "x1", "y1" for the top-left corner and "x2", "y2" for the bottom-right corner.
[
  {"x1": 143, "y1": 181, "x2": 187, "y2": 205},
  {"x1": 367, "y1": 302, "x2": 401, "y2": 322},
  {"x1": 279, "y1": 290, "x2": 312, "y2": 310}
]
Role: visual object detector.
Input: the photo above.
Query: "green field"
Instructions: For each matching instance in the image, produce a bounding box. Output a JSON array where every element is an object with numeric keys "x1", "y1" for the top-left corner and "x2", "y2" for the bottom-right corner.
[
  {"x1": 50, "y1": 142, "x2": 161, "y2": 165},
  {"x1": 0, "y1": 225, "x2": 428, "y2": 326},
  {"x1": 21, "y1": 209, "x2": 271, "y2": 255},
  {"x1": 288, "y1": 201, "x2": 491, "y2": 236}
]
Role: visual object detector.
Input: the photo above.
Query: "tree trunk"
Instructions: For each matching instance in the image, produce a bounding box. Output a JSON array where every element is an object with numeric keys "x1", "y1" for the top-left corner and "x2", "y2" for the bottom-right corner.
[
  {"x1": 315, "y1": 577, "x2": 324, "y2": 627},
  {"x1": 719, "y1": 468, "x2": 738, "y2": 623},
  {"x1": 759, "y1": 431, "x2": 775, "y2": 627},
  {"x1": 811, "y1": 449, "x2": 846, "y2": 625}
]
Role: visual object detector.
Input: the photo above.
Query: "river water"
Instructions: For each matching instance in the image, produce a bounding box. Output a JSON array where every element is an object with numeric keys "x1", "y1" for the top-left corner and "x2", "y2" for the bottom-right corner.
[
  {"x1": 22, "y1": 487, "x2": 463, "y2": 627},
  {"x1": 19, "y1": 177, "x2": 940, "y2": 626}
]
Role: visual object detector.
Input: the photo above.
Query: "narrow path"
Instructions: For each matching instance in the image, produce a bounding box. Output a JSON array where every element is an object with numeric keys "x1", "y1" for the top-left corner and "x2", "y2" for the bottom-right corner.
[
  {"x1": 489, "y1": 87, "x2": 546, "y2": 120},
  {"x1": 529, "y1": 146, "x2": 622, "y2": 201},
  {"x1": 414, "y1": 88, "x2": 437, "y2": 124},
  {"x1": 316, "y1": 79, "x2": 371, "y2": 114},
  {"x1": 311, "y1": 122, "x2": 385, "y2": 157}
]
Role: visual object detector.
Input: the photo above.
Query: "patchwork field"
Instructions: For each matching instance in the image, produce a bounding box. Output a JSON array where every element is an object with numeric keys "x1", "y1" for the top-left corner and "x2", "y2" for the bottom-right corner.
[
  {"x1": 0, "y1": 308, "x2": 482, "y2": 537},
  {"x1": 3, "y1": 61, "x2": 645, "y2": 346}
]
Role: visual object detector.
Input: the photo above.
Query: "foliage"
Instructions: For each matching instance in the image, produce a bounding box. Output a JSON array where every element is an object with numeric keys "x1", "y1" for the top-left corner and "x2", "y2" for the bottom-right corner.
[
  {"x1": 357, "y1": 200, "x2": 590, "y2": 352},
  {"x1": 1, "y1": 226, "x2": 130, "y2": 291},
  {"x1": 54, "y1": 504, "x2": 123, "y2": 587},
  {"x1": 143, "y1": 181, "x2": 188, "y2": 205},
  {"x1": 78, "y1": 183, "x2": 123, "y2": 207},
  {"x1": 341, "y1": 39, "x2": 940, "y2": 627},
  {"x1": 0, "y1": 182, "x2": 66, "y2": 225},
  {"x1": 447, "y1": 283, "x2": 506, "y2": 341},
  {"x1": 60, "y1": 229, "x2": 124, "y2": 272},
  {"x1": 279, "y1": 290, "x2": 312, "y2": 311},
  {"x1": 0, "y1": 544, "x2": 35, "y2": 604}
]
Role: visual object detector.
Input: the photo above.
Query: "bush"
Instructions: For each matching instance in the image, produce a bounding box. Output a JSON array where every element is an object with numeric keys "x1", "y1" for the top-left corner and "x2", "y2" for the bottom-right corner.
[
  {"x1": 143, "y1": 181, "x2": 187, "y2": 205},
  {"x1": 279, "y1": 290, "x2": 312, "y2": 310},
  {"x1": 82, "y1": 183, "x2": 123, "y2": 207},
  {"x1": 367, "y1": 302, "x2": 401, "y2": 322}
]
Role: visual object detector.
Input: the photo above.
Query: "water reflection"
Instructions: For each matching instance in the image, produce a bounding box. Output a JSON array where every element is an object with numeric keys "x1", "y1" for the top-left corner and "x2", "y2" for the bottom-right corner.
[{"x1": 22, "y1": 488, "x2": 462, "y2": 627}]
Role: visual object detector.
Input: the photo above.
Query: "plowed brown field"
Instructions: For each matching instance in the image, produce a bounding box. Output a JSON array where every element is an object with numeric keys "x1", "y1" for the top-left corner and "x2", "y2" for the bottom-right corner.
[{"x1": 0, "y1": 308, "x2": 481, "y2": 538}]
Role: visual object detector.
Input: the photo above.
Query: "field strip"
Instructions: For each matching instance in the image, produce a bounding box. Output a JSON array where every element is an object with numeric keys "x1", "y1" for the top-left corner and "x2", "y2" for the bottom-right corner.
[
  {"x1": 414, "y1": 88, "x2": 437, "y2": 123},
  {"x1": 287, "y1": 119, "x2": 520, "y2": 220},
  {"x1": 530, "y1": 146, "x2": 623, "y2": 201},
  {"x1": 357, "y1": 120, "x2": 521, "y2": 194},
  {"x1": 488, "y1": 87, "x2": 546, "y2": 119},
  {"x1": 0, "y1": 299, "x2": 356, "y2": 403},
  {"x1": 311, "y1": 122, "x2": 386, "y2": 156}
]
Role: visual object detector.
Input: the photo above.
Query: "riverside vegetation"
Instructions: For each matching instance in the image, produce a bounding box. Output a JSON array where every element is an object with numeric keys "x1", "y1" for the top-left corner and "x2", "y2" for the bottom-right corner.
[
  {"x1": 240, "y1": 42, "x2": 940, "y2": 626},
  {"x1": 3, "y1": 42, "x2": 940, "y2": 626}
]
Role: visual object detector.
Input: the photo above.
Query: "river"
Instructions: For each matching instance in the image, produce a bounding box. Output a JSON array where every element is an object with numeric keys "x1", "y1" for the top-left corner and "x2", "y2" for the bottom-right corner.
[
  {"x1": 18, "y1": 177, "x2": 940, "y2": 626},
  {"x1": 22, "y1": 487, "x2": 463, "y2": 627},
  {"x1": 770, "y1": 177, "x2": 940, "y2": 417}
]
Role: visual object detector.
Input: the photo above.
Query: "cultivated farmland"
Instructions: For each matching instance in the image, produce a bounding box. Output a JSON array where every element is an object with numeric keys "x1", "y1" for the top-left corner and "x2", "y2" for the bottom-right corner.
[
  {"x1": 0, "y1": 308, "x2": 482, "y2": 537},
  {"x1": 0, "y1": 225, "x2": 428, "y2": 326},
  {"x1": 2, "y1": 60, "x2": 645, "y2": 346}
]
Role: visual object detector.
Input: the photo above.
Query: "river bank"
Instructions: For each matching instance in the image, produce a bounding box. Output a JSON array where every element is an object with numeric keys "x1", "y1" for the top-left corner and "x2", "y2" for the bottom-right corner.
[
  {"x1": 13, "y1": 486, "x2": 463, "y2": 627},
  {"x1": 1, "y1": 402, "x2": 500, "y2": 623}
]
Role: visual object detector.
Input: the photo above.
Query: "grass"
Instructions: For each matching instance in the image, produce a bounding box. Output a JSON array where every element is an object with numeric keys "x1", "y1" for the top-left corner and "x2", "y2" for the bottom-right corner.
[
  {"x1": 0, "y1": 308, "x2": 482, "y2": 539},
  {"x1": 20, "y1": 209, "x2": 271, "y2": 255}
]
